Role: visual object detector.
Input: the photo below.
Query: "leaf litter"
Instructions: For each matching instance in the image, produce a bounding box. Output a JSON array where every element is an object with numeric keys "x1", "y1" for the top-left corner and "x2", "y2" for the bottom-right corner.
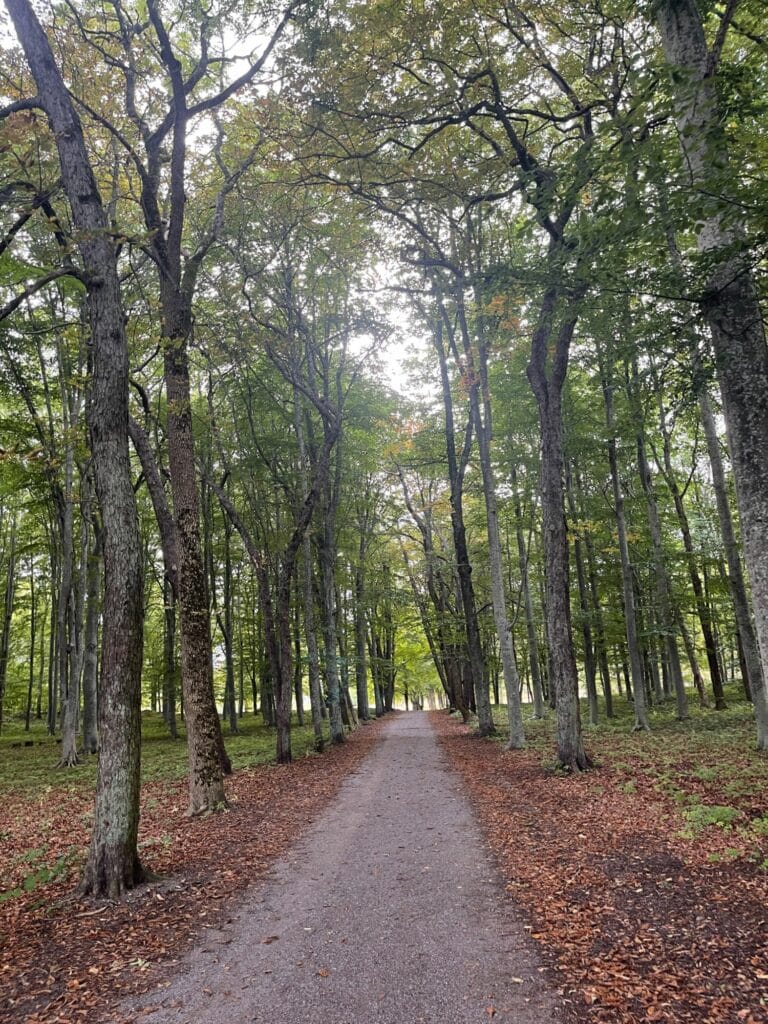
[{"x1": 433, "y1": 714, "x2": 768, "y2": 1024}]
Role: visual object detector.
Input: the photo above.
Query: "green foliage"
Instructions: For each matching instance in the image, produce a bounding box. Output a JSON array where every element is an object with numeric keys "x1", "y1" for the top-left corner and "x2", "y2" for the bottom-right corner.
[
  {"x1": 0, "y1": 846, "x2": 79, "y2": 904},
  {"x1": 682, "y1": 803, "x2": 741, "y2": 834}
]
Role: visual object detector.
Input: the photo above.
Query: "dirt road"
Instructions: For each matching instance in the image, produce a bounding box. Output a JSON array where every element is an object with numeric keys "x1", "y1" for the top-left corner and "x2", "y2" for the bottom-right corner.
[{"x1": 127, "y1": 712, "x2": 565, "y2": 1024}]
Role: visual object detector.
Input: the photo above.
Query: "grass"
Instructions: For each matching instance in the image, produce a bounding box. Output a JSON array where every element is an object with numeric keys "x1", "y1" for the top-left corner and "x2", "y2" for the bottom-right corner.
[
  {"x1": 0, "y1": 711, "x2": 334, "y2": 797},
  {"x1": 488, "y1": 680, "x2": 764, "y2": 769}
]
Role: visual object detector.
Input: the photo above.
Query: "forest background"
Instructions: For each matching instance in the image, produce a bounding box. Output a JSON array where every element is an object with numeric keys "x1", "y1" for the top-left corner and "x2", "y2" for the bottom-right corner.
[{"x1": 0, "y1": 1, "x2": 767, "y2": 1020}]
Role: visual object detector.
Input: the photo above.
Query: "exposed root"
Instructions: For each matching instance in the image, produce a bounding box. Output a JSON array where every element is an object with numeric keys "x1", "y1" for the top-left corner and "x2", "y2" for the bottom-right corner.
[{"x1": 57, "y1": 749, "x2": 82, "y2": 769}]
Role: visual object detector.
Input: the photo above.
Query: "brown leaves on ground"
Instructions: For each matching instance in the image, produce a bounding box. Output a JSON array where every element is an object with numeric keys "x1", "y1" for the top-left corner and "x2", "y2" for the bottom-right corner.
[
  {"x1": 432, "y1": 714, "x2": 768, "y2": 1024},
  {"x1": 0, "y1": 721, "x2": 384, "y2": 1024}
]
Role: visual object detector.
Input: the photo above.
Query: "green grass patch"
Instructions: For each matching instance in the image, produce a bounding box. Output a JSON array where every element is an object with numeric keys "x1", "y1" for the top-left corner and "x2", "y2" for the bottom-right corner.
[
  {"x1": 0, "y1": 712, "x2": 334, "y2": 798},
  {"x1": 681, "y1": 803, "x2": 742, "y2": 835}
]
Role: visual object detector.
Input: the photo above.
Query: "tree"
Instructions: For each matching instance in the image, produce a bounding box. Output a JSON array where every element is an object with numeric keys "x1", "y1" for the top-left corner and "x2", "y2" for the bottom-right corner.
[
  {"x1": 656, "y1": 0, "x2": 768, "y2": 747},
  {"x1": 4, "y1": 0, "x2": 145, "y2": 896}
]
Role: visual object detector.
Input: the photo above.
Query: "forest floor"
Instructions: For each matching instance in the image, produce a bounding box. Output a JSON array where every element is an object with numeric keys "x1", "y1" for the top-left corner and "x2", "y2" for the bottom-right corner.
[
  {"x1": 435, "y1": 696, "x2": 768, "y2": 1024},
  {"x1": 1, "y1": 695, "x2": 767, "y2": 1024}
]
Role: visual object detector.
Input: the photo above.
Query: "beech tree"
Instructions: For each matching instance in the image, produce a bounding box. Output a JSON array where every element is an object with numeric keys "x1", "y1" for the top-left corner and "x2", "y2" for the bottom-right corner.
[
  {"x1": 3, "y1": 0, "x2": 145, "y2": 896},
  {"x1": 655, "y1": 0, "x2": 768, "y2": 747}
]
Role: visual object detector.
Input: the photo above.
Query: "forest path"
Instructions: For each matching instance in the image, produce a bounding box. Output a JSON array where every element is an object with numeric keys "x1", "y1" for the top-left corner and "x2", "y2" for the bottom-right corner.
[{"x1": 126, "y1": 712, "x2": 565, "y2": 1024}]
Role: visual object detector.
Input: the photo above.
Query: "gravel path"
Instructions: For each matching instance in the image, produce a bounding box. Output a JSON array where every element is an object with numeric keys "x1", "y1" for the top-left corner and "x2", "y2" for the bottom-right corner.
[{"x1": 128, "y1": 712, "x2": 565, "y2": 1024}]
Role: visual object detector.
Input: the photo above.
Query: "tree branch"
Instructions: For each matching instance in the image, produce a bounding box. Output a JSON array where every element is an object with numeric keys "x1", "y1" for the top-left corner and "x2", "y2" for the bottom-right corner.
[{"x1": 0, "y1": 267, "x2": 83, "y2": 324}]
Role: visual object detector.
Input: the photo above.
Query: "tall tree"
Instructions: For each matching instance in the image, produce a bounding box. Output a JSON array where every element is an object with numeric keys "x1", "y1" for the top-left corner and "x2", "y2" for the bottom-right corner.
[
  {"x1": 4, "y1": 0, "x2": 145, "y2": 895},
  {"x1": 656, "y1": 0, "x2": 768, "y2": 747}
]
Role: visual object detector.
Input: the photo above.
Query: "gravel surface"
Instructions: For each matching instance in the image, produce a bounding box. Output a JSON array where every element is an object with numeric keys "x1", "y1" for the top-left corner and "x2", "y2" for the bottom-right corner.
[{"x1": 126, "y1": 712, "x2": 566, "y2": 1024}]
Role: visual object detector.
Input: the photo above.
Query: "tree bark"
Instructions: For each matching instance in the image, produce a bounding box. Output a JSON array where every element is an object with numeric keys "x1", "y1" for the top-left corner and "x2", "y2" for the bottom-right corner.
[
  {"x1": 675, "y1": 606, "x2": 710, "y2": 708},
  {"x1": 162, "y1": 576, "x2": 178, "y2": 740},
  {"x1": 657, "y1": 413, "x2": 727, "y2": 709},
  {"x1": 633, "y1": 374, "x2": 689, "y2": 720},
  {"x1": 698, "y1": 387, "x2": 764, "y2": 702},
  {"x1": 295, "y1": 396, "x2": 325, "y2": 751},
  {"x1": 398, "y1": 470, "x2": 469, "y2": 721},
  {"x1": 354, "y1": 559, "x2": 370, "y2": 722},
  {"x1": 602, "y1": 375, "x2": 649, "y2": 731},
  {"x1": 293, "y1": 595, "x2": 305, "y2": 727},
  {"x1": 4, "y1": 0, "x2": 146, "y2": 895},
  {"x1": 657, "y1": 0, "x2": 768, "y2": 746},
  {"x1": 318, "y1": 510, "x2": 345, "y2": 743},
  {"x1": 214, "y1": 513, "x2": 238, "y2": 736},
  {"x1": 527, "y1": 289, "x2": 591, "y2": 770},
  {"x1": 56, "y1": 439, "x2": 77, "y2": 763},
  {"x1": 433, "y1": 313, "x2": 493, "y2": 736},
  {"x1": 0, "y1": 516, "x2": 16, "y2": 733},
  {"x1": 82, "y1": 521, "x2": 101, "y2": 755},
  {"x1": 573, "y1": 468, "x2": 614, "y2": 718},
  {"x1": 566, "y1": 471, "x2": 598, "y2": 726},
  {"x1": 463, "y1": 291, "x2": 524, "y2": 747},
  {"x1": 511, "y1": 468, "x2": 545, "y2": 719},
  {"x1": 24, "y1": 558, "x2": 35, "y2": 732}
]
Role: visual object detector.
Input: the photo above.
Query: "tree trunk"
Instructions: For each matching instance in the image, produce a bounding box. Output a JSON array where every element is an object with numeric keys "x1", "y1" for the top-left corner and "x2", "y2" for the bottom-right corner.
[
  {"x1": 56, "y1": 442, "x2": 78, "y2": 763},
  {"x1": 317, "y1": 447, "x2": 345, "y2": 743},
  {"x1": 303, "y1": 539, "x2": 324, "y2": 749},
  {"x1": 675, "y1": 607, "x2": 710, "y2": 708},
  {"x1": 633, "y1": 382, "x2": 689, "y2": 720},
  {"x1": 566, "y1": 473, "x2": 598, "y2": 726},
  {"x1": 433, "y1": 314, "x2": 493, "y2": 736},
  {"x1": 0, "y1": 516, "x2": 16, "y2": 733},
  {"x1": 467, "y1": 296, "x2": 524, "y2": 747},
  {"x1": 274, "y1": 611, "x2": 294, "y2": 765},
  {"x1": 369, "y1": 627, "x2": 385, "y2": 718},
  {"x1": 47, "y1": 563, "x2": 57, "y2": 735},
  {"x1": 0, "y1": 516, "x2": 17, "y2": 733},
  {"x1": 511, "y1": 468, "x2": 545, "y2": 719},
  {"x1": 24, "y1": 558, "x2": 35, "y2": 732},
  {"x1": 573, "y1": 468, "x2": 614, "y2": 718},
  {"x1": 657, "y1": 0, "x2": 768, "y2": 746},
  {"x1": 602, "y1": 376, "x2": 649, "y2": 731},
  {"x1": 82, "y1": 524, "x2": 101, "y2": 755},
  {"x1": 398, "y1": 470, "x2": 470, "y2": 721},
  {"x1": 221, "y1": 517, "x2": 238, "y2": 735},
  {"x1": 294, "y1": 390, "x2": 325, "y2": 750},
  {"x1": 35, "y1": 593, "x2": 46, "y2": 722},
  {"x1": 354, "y1": 532, "x2": 371, "y2": 722},
  {"x1": 658, "y1": 417, "x2": 727, "y2": 709},
  {"x1": 163, "y1": 577, "x2": 178, "y2": 740},
  {"x1": 699, "y1": 387, "x2": 764, "y2": 702},
  {"x1": 526, "y1": 291, "x2": 590, "y2": 770},
  {"x1": 166, "y1": 340, "x2": 227, "y2": 811},
  {"x1": 293, "y1": 594, "x2": 305, "y2": 727},
  {"x1": 5, "y1": 0, "x2": 147, "y2": 895}
]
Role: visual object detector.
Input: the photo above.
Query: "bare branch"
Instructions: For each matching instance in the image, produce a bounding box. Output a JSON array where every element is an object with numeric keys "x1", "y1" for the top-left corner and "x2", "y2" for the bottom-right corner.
[
  {"x1": 0, "y1": 95, "x2": 40, "y2": 118},
  {"x1": 0, "y1": 267, "x2": 83, "y2": 324},
  {"x1": 708, "y1": 0, "x2": 741, "y2": 74}
]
